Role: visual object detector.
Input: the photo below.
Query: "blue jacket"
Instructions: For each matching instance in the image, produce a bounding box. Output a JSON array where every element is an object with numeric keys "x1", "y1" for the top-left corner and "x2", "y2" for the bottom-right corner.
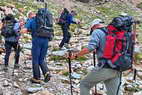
[
  {"x1": 66, "y1": 14, "x2": 76, "y2": 25},
  {"x1": 25, "y1": 17, "x2": 37, "y2": 37},
  {"x1": 87, "y1": 28, "x2": 107, "y2": 60}
]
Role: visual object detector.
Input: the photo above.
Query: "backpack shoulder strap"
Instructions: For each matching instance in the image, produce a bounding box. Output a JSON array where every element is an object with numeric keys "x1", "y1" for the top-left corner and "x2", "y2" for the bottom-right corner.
[{"x1": 99, "y1": 28, "x2": 108, "y2": 35}]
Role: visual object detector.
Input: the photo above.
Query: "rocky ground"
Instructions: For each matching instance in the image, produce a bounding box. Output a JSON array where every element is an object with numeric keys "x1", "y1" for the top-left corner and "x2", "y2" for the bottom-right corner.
[
  {"x1": 0, "y1": 0, "x2": 142, "y2": 95},
  {"x1": 0, "y1": 32, "x2": 142, "y2": 95}
]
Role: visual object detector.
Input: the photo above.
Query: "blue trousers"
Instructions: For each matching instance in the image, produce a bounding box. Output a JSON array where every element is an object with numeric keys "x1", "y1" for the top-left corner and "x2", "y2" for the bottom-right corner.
[{"x1": 32, "y1": 37, "x2": 49, "y2": 79}]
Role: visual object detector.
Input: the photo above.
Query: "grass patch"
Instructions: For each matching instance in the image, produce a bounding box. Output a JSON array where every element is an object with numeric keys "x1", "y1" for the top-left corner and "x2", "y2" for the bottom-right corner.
[
  {"x1": 52, "y1": 47, "x2": 60, "y2": 51},
  {"x1": 76, "y1": 56, "x2": 88, "y2": 62},
  {"x1": 49, "y1": 56, "x2": 65, "y2": 61},
  {"x1": 80, "y1": 69, "x2": 88, "y2": 75},
  {"x1": 62, "y1": 71, "x2": 69, "y2": 76}
]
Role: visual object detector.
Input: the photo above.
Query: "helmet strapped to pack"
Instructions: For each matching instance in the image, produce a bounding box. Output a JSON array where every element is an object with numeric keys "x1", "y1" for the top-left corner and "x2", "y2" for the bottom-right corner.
[
  {"x1": 101, "y1": 16, "x2": 134, "y2": 71},
  {"x1": 111, "y1": 15, "x2": 134, "y2": 32},
  {"x1": 35, "y1": 3, "x2": 54, "y2": 40}
]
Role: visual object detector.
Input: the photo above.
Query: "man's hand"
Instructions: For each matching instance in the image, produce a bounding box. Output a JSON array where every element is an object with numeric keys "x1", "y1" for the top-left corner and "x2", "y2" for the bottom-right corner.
[{"x1": 65, "y1": 51, "x2": 79, "y2": 60}]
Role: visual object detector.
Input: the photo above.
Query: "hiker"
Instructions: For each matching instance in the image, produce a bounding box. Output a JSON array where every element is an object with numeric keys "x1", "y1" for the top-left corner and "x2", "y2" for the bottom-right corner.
[
  {"x1": 1, "y1": 14, "x2": 21, "y2": 70},
  {"x1": 67, "y1": 17, "x2": 134, "y2": 95},
  {"x1": 22, "y1": 8, "x2": 53, "y2": 83},
  {"x1": 58, "y1": 8, "x2": 79, "y2": 49}
]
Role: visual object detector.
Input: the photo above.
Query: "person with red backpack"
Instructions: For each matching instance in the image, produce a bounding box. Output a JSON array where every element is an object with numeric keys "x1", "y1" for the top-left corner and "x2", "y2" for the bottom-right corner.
[{"x1": 67, "y1": 16, "x2": 134, "y2": 95}]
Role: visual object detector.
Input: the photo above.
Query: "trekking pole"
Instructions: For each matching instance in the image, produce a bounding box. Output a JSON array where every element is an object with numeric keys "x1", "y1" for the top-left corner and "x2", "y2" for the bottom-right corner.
[
  {"x1": 131, "y1": 21, "x2": 138, "y2": 81},
  {"x1": 68, "y1": 50, "x2": 73, "y2": 95},
  {"x1": 93, "y1": 52, "x2": 103, "y2": 95},
  {"x1": 93, "y1": 52, "x2": 97, "y2": 94},
  {"x1": 133, "y1": 69, "x2": 137, "y2": 81}
]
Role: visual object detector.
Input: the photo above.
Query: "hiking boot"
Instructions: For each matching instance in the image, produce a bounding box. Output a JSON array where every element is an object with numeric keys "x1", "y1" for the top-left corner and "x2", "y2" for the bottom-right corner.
[
  {"x1": 64, "y1": 43, "x2": 69, "y2": 49},
  {"x1": 30, "y1": 78, "x2": 43, "y2": 84},
  {"x1": 14, "y1": 64, "x2": 20, "y2": 69},
  {"x1": 60, "y1": 46, "x2": 67, "y2": 50},
  {"x1": 44, "y1": 72, "x2": 51, "y2": 83}
]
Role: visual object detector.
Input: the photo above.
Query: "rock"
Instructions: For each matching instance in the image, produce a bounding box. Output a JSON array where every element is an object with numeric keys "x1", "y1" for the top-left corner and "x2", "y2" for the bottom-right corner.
[
  {"x1": 31, "y1": 90, "x2": 54, "y2": 95},
  {"x1": 7, "y1": 4, "x2": 16, "y2": 8},
  {"x1": 137, "y1": 71, "x2": 142, "y2": 80},
  {"x1": 27, "y1": 86, "x2": 44, "y2": 93},
  {"x1": 18, "y1": 78, "x2": 23, "y2": 82},
  {"x1": 49, "y1": 66, "x2": 65, "y2": 71},
  {"x1": 87, "y1": 66, "x2": 94, "y2": 72},
  {"x1": 71, "y1": 72, "x2": 81, "y2": 79},
  {"x1": 3, "y1": 80, "x2": 9, "y2": 87},
  {"x1": 18, "y1": 8, "x2": 25, "y2": 13},
  {"x1": 51, "y1": 50, "x2": 68, "y2": 56},
  {"x1": 72, "y1": 63, "x2": 82, "y2": 69},
  {"x1": 60, "y1": 77, "x2": 70, "y2": 84},
  {"x1": 134, "y1": 45, "x2": 141, "y2": 53},
  {"x1": 0, "y1": 88, "x2": 3, "y2": 95},
  {"x1": 13, "y1": 82, "x2": 19, "y2": 88},
  {"x1": 23, "y1": 43, "x2": 32, "y2": 49}
]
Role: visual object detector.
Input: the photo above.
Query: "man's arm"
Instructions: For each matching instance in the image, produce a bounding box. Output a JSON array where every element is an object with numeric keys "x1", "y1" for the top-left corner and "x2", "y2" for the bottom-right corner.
[
  {"x1": 20, "y1": 18, "x2": 33, "y2": 34},
  {"x1": 69, "y1": 29, "x2": 101, "y2": 59}
]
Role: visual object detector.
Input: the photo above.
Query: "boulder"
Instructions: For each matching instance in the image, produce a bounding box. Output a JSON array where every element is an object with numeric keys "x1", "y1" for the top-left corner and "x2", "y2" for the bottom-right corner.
[{"x1": 32, "y1": 90, "x2": 54, "y2": 95}]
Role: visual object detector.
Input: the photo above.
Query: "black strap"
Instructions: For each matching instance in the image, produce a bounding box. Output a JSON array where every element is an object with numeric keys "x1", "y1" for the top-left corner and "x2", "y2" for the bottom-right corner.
[
  {"x1": 116, "y1": 72, "x2": 122, "y2": 95},
  {"x1": 99, "y1": 28, "x2": 108, "y2": 35}
]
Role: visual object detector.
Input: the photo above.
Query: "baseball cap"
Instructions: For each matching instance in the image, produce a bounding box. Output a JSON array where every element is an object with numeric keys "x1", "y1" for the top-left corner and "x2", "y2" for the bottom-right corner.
[
  {"x1": 91, "y1": 19, "x2": 104, "y2": 27},
  {"x1": 120, "y1": 12, "x2": 128, "y2": 16}
]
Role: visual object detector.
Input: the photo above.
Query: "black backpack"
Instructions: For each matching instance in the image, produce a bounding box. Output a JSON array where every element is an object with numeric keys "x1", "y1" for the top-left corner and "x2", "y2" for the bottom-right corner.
[
  {"x1": 1, "y1": 20, "x2": 16, "y2": 38},
  {"x1": 57, "y1": 8, "x2": 69, "y2": 25},
  {"x1": 35, "y1": 7, "x2": 54, "y2": 40}
]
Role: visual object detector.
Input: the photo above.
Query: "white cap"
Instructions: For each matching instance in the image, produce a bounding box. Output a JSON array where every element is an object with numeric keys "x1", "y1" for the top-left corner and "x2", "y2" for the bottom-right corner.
[{"x1": 91, "y1": 19, "x2": 103, "y2": 27}]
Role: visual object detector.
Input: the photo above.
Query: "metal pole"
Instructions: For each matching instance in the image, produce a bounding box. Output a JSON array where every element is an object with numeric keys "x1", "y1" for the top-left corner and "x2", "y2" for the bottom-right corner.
[{"x1": 68, "y1": 50, "x2": 73, "y2": 95}]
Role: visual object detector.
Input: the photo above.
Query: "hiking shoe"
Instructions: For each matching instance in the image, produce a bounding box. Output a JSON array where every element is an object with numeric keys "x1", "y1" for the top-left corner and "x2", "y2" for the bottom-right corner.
[
  {"x1": 30, "y1": 78, "x2": 43, "y2": 84},
  {"x1": 44, "y1": 73, "x2": 51, "y2": 83},
  {"x1": 60, "y1": 46, "x2": 67, "y2": 50},
  {"x1": 14, "y1": 64, "x2": 20, "y2": 69},
  {"x1": 64, "y1": 43, "x2": 69, "y2": 49}
]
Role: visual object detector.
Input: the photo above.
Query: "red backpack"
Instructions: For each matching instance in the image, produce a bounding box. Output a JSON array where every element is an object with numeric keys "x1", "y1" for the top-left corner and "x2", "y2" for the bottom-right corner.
[{"x1": 102, "y1": 25, "x2": 133, "y2": 71}]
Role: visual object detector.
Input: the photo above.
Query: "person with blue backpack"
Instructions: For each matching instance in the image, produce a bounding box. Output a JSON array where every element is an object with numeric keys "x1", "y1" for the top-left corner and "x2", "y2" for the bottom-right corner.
[
  {"x1": 23, "y1": 5, "x2": 53, "y2": 83},
  {"x1": 58, "y1": 8, "x2": 79, "y2": 49}
]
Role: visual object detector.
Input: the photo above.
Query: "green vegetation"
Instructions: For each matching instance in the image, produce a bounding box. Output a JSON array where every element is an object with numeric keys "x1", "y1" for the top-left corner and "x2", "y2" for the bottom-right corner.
[
  {"x1": 76, "y1": 56, "x2": 88, "y2": 62},
  {"x1": 62, "y1": 71, "x2": 69, "y2": 76},
  {"x1": 49, "y1": 56, "x2": 65, "y2": 61}
]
